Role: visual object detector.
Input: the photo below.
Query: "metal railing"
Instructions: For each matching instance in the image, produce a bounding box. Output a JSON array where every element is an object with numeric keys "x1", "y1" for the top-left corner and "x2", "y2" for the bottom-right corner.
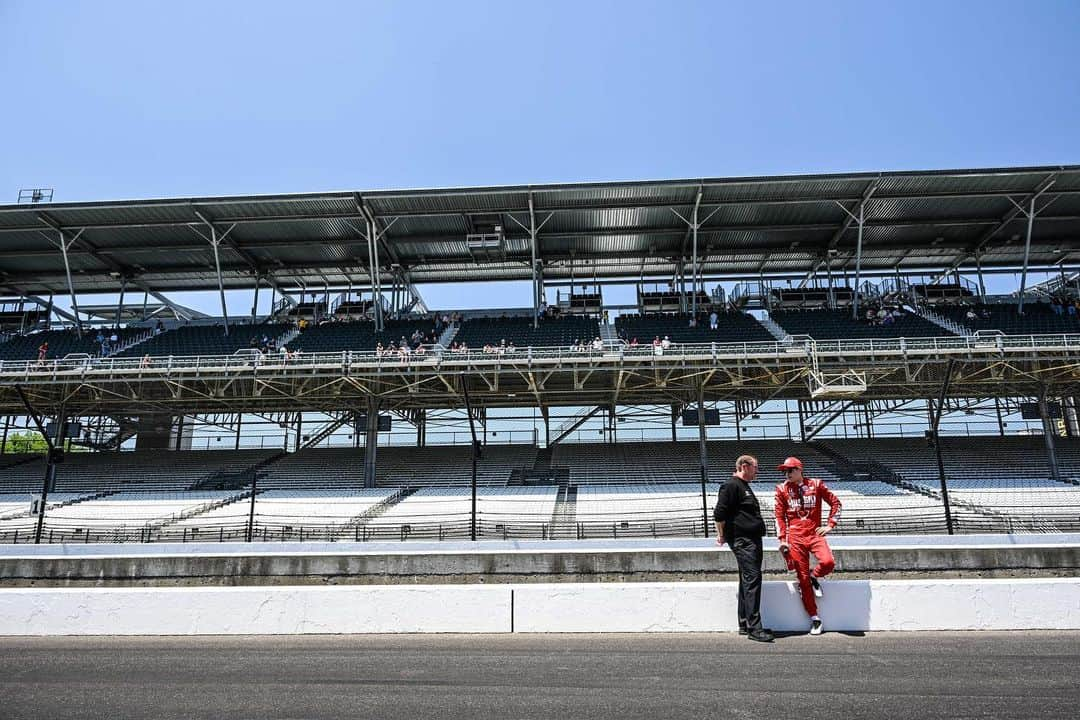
[{"x1": 3, "y1": 332, "x2": 1080, "y2": 379}]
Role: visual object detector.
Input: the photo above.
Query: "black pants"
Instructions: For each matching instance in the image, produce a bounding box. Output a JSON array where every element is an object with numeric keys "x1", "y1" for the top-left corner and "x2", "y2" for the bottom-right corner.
[{"x1": 731, "y1": 535, "x2": 764, "y2": 631}]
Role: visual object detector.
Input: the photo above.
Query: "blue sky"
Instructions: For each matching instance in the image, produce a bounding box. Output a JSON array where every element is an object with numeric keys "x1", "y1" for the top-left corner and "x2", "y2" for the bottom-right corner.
[{"x1": 2, "y1": 0, "x2": 1079, "y2": 312}]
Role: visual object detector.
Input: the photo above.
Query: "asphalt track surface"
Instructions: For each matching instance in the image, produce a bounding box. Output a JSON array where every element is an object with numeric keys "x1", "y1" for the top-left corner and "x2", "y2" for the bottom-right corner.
[{"x1": 1, "y1": 632, "x2": 1078, "y2": 719}]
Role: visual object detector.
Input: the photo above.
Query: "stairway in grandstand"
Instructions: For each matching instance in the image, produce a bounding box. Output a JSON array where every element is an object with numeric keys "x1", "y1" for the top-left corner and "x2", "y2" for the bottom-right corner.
[
  {"x1": 548, "y1": 484, "x2": 578, "y2": 539},
  {"x1": 153, "y1": 488, "x2": 258, "y2": 533},
  {"x1": 911, "y1": 305, "x2": 971, "y2": 337},
  {"x1": 341, "y1": 486, "x2": 417, "y2": 540}
]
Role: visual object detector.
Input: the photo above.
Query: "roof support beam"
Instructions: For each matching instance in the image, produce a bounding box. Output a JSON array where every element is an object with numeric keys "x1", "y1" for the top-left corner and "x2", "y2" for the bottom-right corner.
[
  {"x1": 51, "y1": 227, "x2": 85, "y2": 336},
  {"x1": 834, "y1": 200, "x2": 866, "y2": 320},
  {"x1": 933, "y1": 172, "x2": 1060, "y2": 283},
  {"x1": 507, "y1": 193, "x2": 553, "y2": 329},
  {"x1": 129, "y1": 280, "x2": 209, "y2": 321},
  {"x1": 193, "y1": 211, "x2": 237, "y2": 335}
]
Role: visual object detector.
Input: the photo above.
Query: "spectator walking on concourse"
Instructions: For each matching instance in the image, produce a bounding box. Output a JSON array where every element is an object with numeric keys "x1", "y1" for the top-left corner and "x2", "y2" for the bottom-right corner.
[
  {"x1": 714, "y1": 455, "x2": 773, "y2": 642},
  {"x1": 774, "y1": 456, "x2": 841, "y2": 636}
]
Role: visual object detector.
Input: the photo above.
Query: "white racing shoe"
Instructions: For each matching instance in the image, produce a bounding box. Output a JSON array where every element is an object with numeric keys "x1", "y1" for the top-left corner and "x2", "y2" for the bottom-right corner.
[
  {"x1": 810, "y1": 576, "x2": 823, "y2": 598},
  {"x1": 810, "y1": 618, "x2": 823, "y2": 635}
]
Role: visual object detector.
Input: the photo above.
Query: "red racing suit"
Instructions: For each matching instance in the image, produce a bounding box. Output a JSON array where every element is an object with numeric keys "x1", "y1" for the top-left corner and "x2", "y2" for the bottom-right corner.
[{"x1": 774, "y1": 478, "x2": 841, "y2": 617}]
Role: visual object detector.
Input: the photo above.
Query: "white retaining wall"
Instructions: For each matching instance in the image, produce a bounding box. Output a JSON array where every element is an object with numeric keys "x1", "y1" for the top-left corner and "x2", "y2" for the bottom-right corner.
[{"x1": 1, "y1": 578, "x2": 1078, "y2": 635}]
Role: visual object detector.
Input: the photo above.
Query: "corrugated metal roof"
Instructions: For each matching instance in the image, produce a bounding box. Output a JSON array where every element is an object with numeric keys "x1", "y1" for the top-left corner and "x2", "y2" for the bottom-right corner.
[{"x1": 0, "y1": 164, "x2": 1077, "y2": 295}]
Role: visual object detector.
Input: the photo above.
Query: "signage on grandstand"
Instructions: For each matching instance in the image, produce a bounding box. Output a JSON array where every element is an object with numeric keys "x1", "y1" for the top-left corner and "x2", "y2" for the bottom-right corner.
[
  {"x1": 354, "y1": 415, "x2": 392, "y2": 432},
  {"x1": 1020, "y1": 402, "x2": 1061, "y2": 419},
  {"x1": 682, "y1": 409, "x2": 721, "y2": 426}
]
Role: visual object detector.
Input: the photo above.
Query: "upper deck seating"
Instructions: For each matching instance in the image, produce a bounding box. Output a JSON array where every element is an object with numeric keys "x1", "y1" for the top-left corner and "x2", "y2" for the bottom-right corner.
[
  {"x1": 453, "y1": 316, "x2": 599, "y2": 349},
  {"x1": 615, "y1": 312, "x2": 773, "y2": 345},
  {"x1": 769, "y1": 308, "x2": 954, "y2": 340},
  {"x1": 939, "y1": 302, "x2": 1080, "y2": 335},
  {"x1": 0, "y1": 328, "x2": 144, "y2": 362},
  {"x1": 115, "y1": 323, "x2": 291, "y2": 358}
]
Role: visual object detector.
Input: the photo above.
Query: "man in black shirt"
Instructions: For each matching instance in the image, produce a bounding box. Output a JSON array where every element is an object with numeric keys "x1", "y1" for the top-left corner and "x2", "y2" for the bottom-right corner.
[{"x1": 714, "y1": 454, "x2": 773, "y2": 642}]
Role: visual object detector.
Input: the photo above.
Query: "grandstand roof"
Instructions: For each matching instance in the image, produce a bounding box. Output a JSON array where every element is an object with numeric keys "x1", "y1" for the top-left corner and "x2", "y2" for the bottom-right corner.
[{"x1": 1, "y1": 164, "x2": 1079, "y2": 296}]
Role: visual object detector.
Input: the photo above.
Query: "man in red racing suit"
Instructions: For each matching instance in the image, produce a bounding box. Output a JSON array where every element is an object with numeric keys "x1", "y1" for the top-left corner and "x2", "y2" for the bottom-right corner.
[{"x1": 774, "y1": 456, "x2": 841, "y2": 635}]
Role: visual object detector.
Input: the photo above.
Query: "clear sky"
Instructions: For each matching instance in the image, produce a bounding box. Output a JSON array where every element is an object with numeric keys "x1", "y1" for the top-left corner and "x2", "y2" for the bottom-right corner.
[{"x1": 2, "y1": 0, "x2": 1079, "y2": 312}]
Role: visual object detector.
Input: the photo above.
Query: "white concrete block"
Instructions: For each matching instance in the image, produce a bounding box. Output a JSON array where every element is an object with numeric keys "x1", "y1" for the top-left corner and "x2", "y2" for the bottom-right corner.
[
  {"x1": 869, "y1": 579, "x2": 1080, "y2": 631},
  {"x1": 1, "y1": 579, "x2": 1077, "y2": 635},
  {"x1": 0, "y1": 585, "x2": 511, "y2": 636},
  {"x1": 511, "y1": 583, "x2": 736, "y2": 633},
  {"x1": 512, "y1": 579, "x2": 1080, "y2": 633}
]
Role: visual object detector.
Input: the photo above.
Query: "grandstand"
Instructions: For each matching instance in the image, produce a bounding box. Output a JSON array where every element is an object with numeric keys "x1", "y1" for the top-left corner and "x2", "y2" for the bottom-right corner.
[{"x1": 0, "y1": 164, "x2": 1078, "y2": 544}]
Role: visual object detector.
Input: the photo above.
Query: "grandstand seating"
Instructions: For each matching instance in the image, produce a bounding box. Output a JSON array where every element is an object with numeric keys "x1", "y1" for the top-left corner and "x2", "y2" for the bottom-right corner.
[
  {"x1": 0, "y1": 328, "x2": 144, "y2": 362},
  {"x1": 550, "y1": 440, "x2": 844, "y2": 485},
  {"x1": 3, "y1": 436, "x2": 1079, "y2": 542},
  {"x1": 614, "y1": 312, "x2": 773, "y2": 345},
  {"x1": 169, "y1": 488, "x2": 397, "y2": 541},
  {"x1": 938, "y1": 302, "x2": 1080, "y2": 335},
  {"x1": 822, "y1": 437, "x2": 1080, "y2": 531},
  {"x1": 0, "y1": 449, "x2": 277, "y2": 494},
  {"x1": 114, "y1": 323, "x2": 291, "y2": 358},
  {"x1": 0, "y1": 490, "x2": 244, "y2": 542},
  {"x1": 257, "y1": 447, "x2": 366, "y2": 489},
  {"x1": 453, "y1": 316, "x2": 599, "y2": 349},
  {"x1": 574, "y1": 484, "x2": 707, "y2": 538},
  {"x1": 363, "y1": 487, "x2": 558, "y2": 540},
  {"x1": 769, "y1": 308, "x2": 955, "y2": 340},
  {"x1": 286, "y1": 319, "x2": 440, "y2": 354},
  {"x1": 374, "y1": 445, "x2": 536, "y2": 487}
]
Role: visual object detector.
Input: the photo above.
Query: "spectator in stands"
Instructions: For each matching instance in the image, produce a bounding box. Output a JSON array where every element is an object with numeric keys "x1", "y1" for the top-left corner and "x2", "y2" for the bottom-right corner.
[
  {"x1": 966, "y1": 308, "x2": 978, "y2": 321},
  {"x1": 1071, "y1": 299, "x2": 1079, "y2": 318},
  {"x1": 140, "y1": 354, "x2": 152, "y2": 368},
  {"x1": 979, "y1": 306, "x2": 991, "y2": 320},
  {"x1": 661, "y1": 335, "x2": 671, "y2": 351},
  {"x1": 714, "y1": 455, "x2": 772, "y2": 642},
  {"x1": 592, "y1": 337, "x2": 603, "y2": 351},
  {"x1": 709, "y1": 311, "x2": 719, "y2": 330},
  {"x1": 774, "y1": 457, "x2": 841, "y2": 636},
  {"x1": 629, "y1": 337, "x2": 639, "y2": 347},
  {"x1": 1051, "y1": 297, "x2": 1064, "y2": 316},
  {"x1": 154, "y1": 319, "x2": 165, "y2": 335},
  {"x1": 688, "y1": 315, "x2": 697, "y2": 328},
  {"x1": 37, "y1": 341, "x2": 48, "y2": 363}
]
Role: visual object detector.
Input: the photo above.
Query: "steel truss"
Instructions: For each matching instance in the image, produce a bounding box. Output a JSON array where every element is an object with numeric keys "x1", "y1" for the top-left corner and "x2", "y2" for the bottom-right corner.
[{"x1": 1, "y1": 335, "x2": 1079, "y2": 421}]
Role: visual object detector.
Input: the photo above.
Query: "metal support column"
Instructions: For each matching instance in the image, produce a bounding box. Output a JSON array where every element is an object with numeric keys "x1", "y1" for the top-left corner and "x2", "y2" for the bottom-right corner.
[
  {"x1": 235, "y1": 413, "x2": 243, "y2": 450},
  {"x1": 670, "y1": 404, "x2": 678, "y2": 443},
  {"x1": 462, "y1": 383, "x2": 480, "y2": 541},
  {"x1": 691, "y1": 204, "x2": 699, "y2": 317},
  {"x1": 209, "y1": 225, "x2": 230, "y2": 335},
  {"x1": 852, "y1": 204, "x2": 864, "y2": 320},
  {"x1": 56, "y1": 229, "x2": 85, "y2": 336},
  {"x1": 975, "y1": 254, "x2": 987, "y2": 300},
  {"x1": 1038, "y1": 390, "x2": 1061, "y2": 482},
  {"x1": 530, "y1": 193, "x2": 539, "y2": 329},
  {"x1": 928, "y1": 360, "x2": 957, "y2": 535},
  {"x1": 15, "y1": 387, "x2": 65, "y2": 545},
  {"x1": 364, "y1": 399, "x2": 380, "y2": 488},
  {"x1": 1018, "y1": 197, "x2": 1035, "y2": 315},
  {"x1": 251, "y1": 275, "x2": 260, "y2": 323},
  {"x1": 115, "y1": 278, "x2": 126, "y2": 329},
  {"x1": 295, "y1": 412, "x2": 303, "y2": 452},
  {"x1": 696, "y1": 385, "x2": 710, "y2": 538}
]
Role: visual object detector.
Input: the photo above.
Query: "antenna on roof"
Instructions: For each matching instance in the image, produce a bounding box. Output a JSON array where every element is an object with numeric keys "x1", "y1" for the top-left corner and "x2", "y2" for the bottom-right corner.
[{"x1": 17, "y1": 188, "x2": 54, "y2": 204}]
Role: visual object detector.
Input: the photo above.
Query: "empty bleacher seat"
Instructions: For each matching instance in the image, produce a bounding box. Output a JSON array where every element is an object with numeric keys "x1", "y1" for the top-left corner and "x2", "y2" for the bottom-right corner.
[
  {"x1": 454, "y1": 316, "x2": 599, "y2": 349},
  {"x1": 939, "y1": 302, "x2": 1080, "y2": 335},
  {"x1": 769, "y1": 308, "x2": 954, "y2": 340},
  {"x1": 115, "y1": 323, "x2": 291, "y2": 358},
  {"x1": 615, "y1": 312, "x2": 773, "y2": 345},
  {"x1": 0, "y1": 328, "x2": 144, "y2": 362}
]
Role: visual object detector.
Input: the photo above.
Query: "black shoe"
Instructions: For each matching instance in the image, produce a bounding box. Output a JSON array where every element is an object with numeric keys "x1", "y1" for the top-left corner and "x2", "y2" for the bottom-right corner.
[
  {"x1": 810, "y1": 576, "x2": 823, "y2": 598},
  {"x1": 738, "y1": 624, "x2": 749, "y2": 636},
  {"x1": 747, "y1": 629, "x2": 774, "y2": 643}
]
